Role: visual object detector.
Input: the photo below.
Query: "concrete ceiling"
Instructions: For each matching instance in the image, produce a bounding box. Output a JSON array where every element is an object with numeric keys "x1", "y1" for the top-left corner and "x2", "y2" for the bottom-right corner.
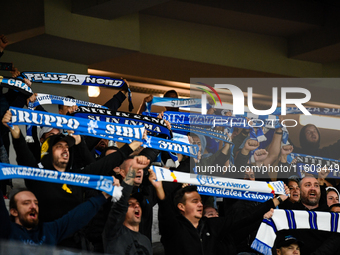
[
  {"x1": 2, "y1": 0, "x2": 340, "y2": 106},
  {"x1": 2, "y1": 0, "x2": 340, "y2": 69}
]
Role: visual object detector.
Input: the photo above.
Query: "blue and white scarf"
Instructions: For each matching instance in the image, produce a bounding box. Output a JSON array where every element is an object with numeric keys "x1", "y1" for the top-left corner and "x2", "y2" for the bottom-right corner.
[
  {"x1": 9, "y1": 107, "x2": 144, "y2": 143},
  {"x1": 148, "y1": 97, "x2": 340, "y2": 117},
  {"x1": 73, "y1": 106, "x2": 172, "y2": 138},
  {"x1": 0, "y1": 76, "x2": 33, "y2": 96},
  {"x1": 21, "y1": 71, "x2": 133, "y2": 111},
  {"x1": 144, "y1": 111, "x2": 250, "y2": 128},
  {"x1": 171, "y1": 123, "x2": 232, "y2": 143},
  {"x1": 9, "y1": 107, "x2": 198, "y2": 158},
  {"x1": 145, "y1": 97, "x2": 202, "y2": 112},
  {"x1": 0, "y1": 163, "x2": 122, "y2": 202},
  {"x1": 251, "y1": 209, "x2": 340, "y2": 255},
  {"x1": 26, "y1": 94, "x2": 107, "y2": 142},
  {"x1": 28, "y1": 93, "x2": 108, "y2": 110},
  {"x1": 272, "y1": 106, "x2": 340, "y2": 116},
  {"x1": 152, "y1": 166, "x2": 285, "y2": 202},
  {"x1": 288, "y1": 152, "x2": 340, "y2": 179},
  {"x1": 144, "y1": 111, "x2": 264, "y2": 142}
]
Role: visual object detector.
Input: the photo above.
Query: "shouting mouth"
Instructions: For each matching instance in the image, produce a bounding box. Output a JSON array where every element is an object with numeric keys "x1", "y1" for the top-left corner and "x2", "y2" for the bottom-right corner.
[{"x1": 134, "y1": 209, "x2": 141, "y2": 218}]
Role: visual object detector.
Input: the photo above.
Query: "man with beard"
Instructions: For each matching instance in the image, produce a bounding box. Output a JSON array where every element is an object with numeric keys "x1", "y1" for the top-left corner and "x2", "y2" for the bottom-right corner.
[
  {"x1": 280, "y1": 176, "x2": 327, "y2": 211},
  {"x1": 103, "y1": 156, "x2": 152, "y2": 255},
  {"x1": 0, "y1": 187, "x2": 111, "y2": 246},
  {"x1": 93, "y1": 138, "x2": 110, "y2": 159},
  {"x1": 1, "y1": 110, "x2": 142, "y2": 251}
]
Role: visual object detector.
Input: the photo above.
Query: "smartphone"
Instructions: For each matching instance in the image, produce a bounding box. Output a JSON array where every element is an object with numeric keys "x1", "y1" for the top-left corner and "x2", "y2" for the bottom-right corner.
[{"x1": 0, "y1": 62, "x2": 13, "y2": 71}]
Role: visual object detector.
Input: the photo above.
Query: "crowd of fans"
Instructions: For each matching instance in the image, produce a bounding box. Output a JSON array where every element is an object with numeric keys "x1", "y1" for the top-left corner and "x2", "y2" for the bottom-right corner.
[{"x1": 1, "y1": 33, "x2": 340, "y2": 255}]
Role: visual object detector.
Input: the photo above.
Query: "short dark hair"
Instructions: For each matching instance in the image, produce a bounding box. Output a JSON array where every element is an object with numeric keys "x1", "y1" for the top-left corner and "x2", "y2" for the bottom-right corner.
[
  {"x1": 103, "y1": 146, "x2": 120, "y2": 156},
  {"x1": 163, "y1": 90, "x2": 178, "y2": 98},
  {"x1": 286, "y1": 176, "x2": 299, "y2": 186},
  {"x1": 330, "y1": 203, "x2": 340, "y2": 211},
  {"x1": 9, "y1": 188, "x2": 32, "y2": 221},
  {"x1": 58, "y1": 96, "x2": 75, "y2": 110},
  {"x1": 174, "y1": 185, "x2": 198, "y2": 208}
]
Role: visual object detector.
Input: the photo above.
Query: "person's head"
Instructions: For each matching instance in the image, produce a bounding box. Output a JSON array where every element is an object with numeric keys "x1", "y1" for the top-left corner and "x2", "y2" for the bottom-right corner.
[
  {"x1": 118, "y1": 158, "x2": 144, "y2": 186},
  {"x1": 288, "y1": 178, "x2": 300, "y2": 203},
  {"x1": 52, "y1": 141, "x2": 70, "y2": 171},
  {"x1": 276, "y1": 235, "x2": 302, "y2": 255},
  {"x1": 163, "y1": 90, "x2": 179, "y2": 111},
  {"x1": 41, "y1": 135, "x2": 75, "y2": 171},
  {"x1": 95, "y1": 139, "x2": 109, "y2": 152},
  {"x1": 58, "y1": 96, "x2": 75, "y2": 115},
  {"x1": 174, "y1": 186, "x2": 203, "y2": 224},
  {"x1": 299, "y1": 124, "x2": 320, "y2": 149},
  {"x1": 299, "y1": 176, "x2": 320, "y2": 209},
  {"x1": 39, "y1": 127, "x2": 60, "y2": 144},
  {"x1": 330, "y1": 203, "x2": 340, "y2": 213},
  {"x1": 124, "y1": 195, "x2": 142, "y2": 230},
  {"x1": 203, "y1": 206, "x2": 219, "y2": 218},
  {"x1": 244, "y1": 165, "x2": 255, "y2": 181},
  {"x1": 326, "y1": 187, "x2": 340, "y2": 207},
  {"x1": 189, "y1": 133, "x2": 202, "y2": 154},
  {"x1": 9, "y1": 188, "x2": 39, "y2": 230}
]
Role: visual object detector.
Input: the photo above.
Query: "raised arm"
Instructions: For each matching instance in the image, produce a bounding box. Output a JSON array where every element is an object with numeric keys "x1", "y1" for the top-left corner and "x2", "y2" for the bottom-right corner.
[
  {"x1": 47, "y1": 192, "x2": 109, "y2": 243},
  {"x1": 2, "y1": 110, "x2": 37, "y2": 167},
  {"x1": 263, "y1": 122, "x2": 284, "y2": 167},
  {"x1": 103, "y1": 157, "x2": 150, "y2": 242}
]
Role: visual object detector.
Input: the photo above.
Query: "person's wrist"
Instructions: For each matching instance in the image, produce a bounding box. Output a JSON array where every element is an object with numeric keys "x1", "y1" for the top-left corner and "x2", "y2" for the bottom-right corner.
[
  {"x1": 241, "y1": 148, "x2": 250, "y2": 155},
  {"x1": 275, "y1": 130, "x2": 283, "y2": 135},
  {"x1": 276, "y1": 196, "x2": 283, "y2": 204}
]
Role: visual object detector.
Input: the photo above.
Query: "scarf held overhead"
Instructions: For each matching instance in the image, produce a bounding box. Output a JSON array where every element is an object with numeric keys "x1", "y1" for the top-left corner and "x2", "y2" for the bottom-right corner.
[
  {"x1": 144, "y1": 111, "x2": 263, "y2": 142},
  {"x1": 73, "y1": 106, "x2": 172, "y2": 138},
  {"x1": 21, "y1": 71, "x2": 133, "y2": 111},
  {"x1": 9, "y1": 107, "x2": 144, "y2": 142},
  {"x1": 28, "y1": 93, "x2": 108, "y2": 109},
  {"x1": 151, "y1": 166, "x2": 285, "y2": 202},
  {"x1": 0, "y1": 163, "x2": 122, "y2": 201},
  {"x1": 148, "y1": 97, "x2": 340, "y2": 117},
  {"x1": 251, "y1": 209, "x2": 340, "y2": 255},
  {"x1": 8, "y1": 107, "x2": 198, "y2": 158},
  {"x1": 0, "y1": 76, "x2": 33, "y2": 96},
  {"x1": 288, "y1": 152, "x2": 340, "y2": 179}
]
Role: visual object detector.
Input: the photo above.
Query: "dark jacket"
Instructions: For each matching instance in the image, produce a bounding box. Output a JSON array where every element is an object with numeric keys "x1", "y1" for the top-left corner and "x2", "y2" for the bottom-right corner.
[
  {"x1": 103, "y1": 181, "x2": 152, "y2": 255},
  {"x1": 0, "y1": 190, "x2": 107, "y2": 245},
  {"x1": 292, "y1": 139, "x2": 340, "y2": 160},
  {"x1": 12, "y1": 132, "x2": 132, "y2": 222},
  {"x1": 12, "y1": 132, "x2": 132, "y2": 249},
  {"x1": 225, "y1": 199, "x2": 261, "y2": 254},
  {"x1": 158, "y1": 195, "x2": 276, "y2": 255}
]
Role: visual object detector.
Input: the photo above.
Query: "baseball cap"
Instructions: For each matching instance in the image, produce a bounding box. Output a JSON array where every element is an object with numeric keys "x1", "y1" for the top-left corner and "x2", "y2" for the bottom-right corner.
[
  {"x1": 276, "y1": 235, "x2": 303, "y2": 248},
  {"x1": 129, "y1": 192, "x2": 144, "y2": 206},
  {"x1": 39, "y1": 127, "x2": 53, "y2": 140},
  {"x1": 40, "y1": 134, "x2": 75, "y2": 159},
  {"x1": 50, "y1": 134, "x2": 75, "y2": 148}
]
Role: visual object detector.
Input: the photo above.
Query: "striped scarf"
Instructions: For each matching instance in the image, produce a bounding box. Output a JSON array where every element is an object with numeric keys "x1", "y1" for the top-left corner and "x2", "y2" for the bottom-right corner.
[{"x1": 251, "y1": 209, "x2": 340, "y2": 255}]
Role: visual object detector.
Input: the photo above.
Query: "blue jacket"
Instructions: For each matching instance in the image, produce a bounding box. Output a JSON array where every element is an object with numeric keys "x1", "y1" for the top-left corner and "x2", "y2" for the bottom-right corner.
[{"x1": 0, "y1": 190, "x2": 107, "y2": 246}]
